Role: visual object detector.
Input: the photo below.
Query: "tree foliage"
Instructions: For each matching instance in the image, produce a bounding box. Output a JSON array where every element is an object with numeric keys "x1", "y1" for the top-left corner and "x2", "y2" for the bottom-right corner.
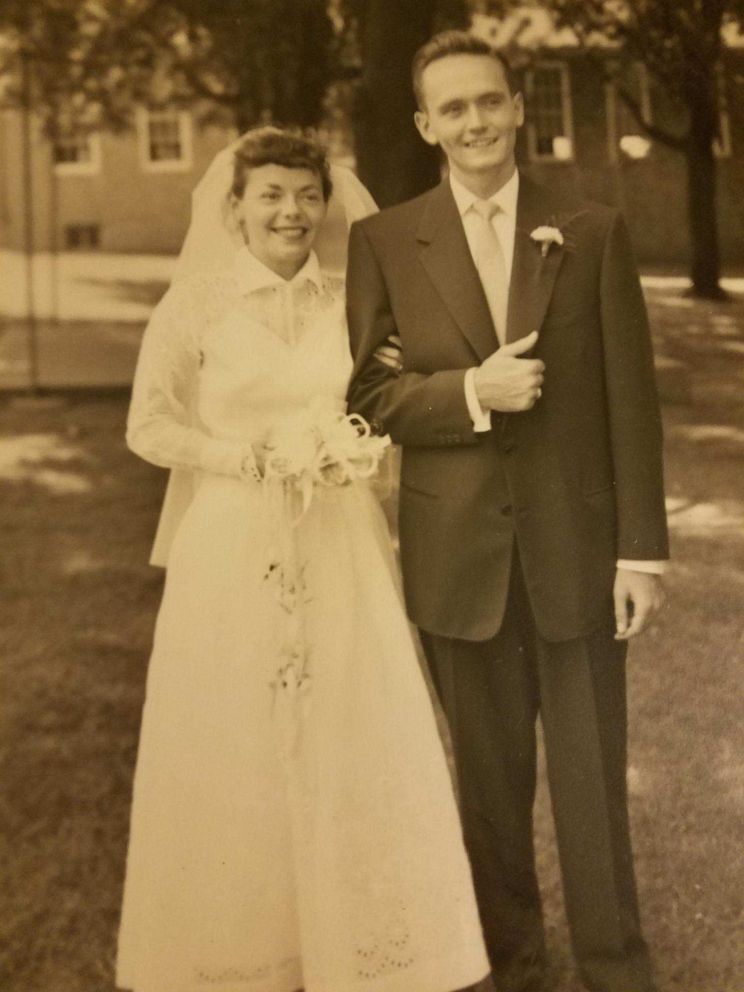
[
  {"x1": 0, "y1": 0, "x2": 337, "y2": 131},
  {"x1": 0, "y1": 0, "x2": 473, "y2": 204},
  {"x1": 545, "y1": 1, "x2": 741, "y2": 142}
]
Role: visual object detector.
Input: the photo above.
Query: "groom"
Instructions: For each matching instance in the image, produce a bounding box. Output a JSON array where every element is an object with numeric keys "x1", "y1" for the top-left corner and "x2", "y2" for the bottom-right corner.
[{"x1": 346, "y1": 30, "x2": 668, "y2": 992}]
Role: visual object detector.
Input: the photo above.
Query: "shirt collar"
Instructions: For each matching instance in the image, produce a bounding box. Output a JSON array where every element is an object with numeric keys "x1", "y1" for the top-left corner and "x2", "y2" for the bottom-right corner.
[
  {"x1": 449, "y1": 168, "x2": 520, "y2": 220},
  {"x1": 232, "y1": 246, "x2": 323, "y2": 294}
]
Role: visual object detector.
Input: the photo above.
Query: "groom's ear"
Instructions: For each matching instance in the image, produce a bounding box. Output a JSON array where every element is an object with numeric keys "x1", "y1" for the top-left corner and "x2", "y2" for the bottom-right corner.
[
  {"x1": 414, "y1": 110, "x2": 439, "y2": 147},
  {"x1": 514, "y1": 91, "x2": 525, "y2": 128}
]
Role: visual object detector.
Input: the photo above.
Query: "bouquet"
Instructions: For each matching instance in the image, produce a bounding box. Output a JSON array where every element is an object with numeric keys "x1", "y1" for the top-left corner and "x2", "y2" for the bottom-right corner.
[{"x1": 259, "y1": 396, "x2": 390, "y2": 515}]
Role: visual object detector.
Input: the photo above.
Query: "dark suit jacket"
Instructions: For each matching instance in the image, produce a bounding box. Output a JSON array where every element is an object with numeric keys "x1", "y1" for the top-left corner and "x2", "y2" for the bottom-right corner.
[{"x1": 346, "y1": 174, "x2": 669, "y2": 643}]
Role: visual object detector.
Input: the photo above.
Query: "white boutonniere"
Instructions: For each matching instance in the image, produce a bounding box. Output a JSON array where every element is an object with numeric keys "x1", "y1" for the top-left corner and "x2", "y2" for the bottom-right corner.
[{"x1": 530, "y1": 225, "x2": 565, "y2": 257}]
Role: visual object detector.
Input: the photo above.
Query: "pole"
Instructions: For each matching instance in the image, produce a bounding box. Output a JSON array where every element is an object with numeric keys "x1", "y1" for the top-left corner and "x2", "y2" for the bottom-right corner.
[
  {"x1": 49, "y1": 117, "x2": 60, "y2": 325},
  {"x1": 20, "y1": 48, "x2": 41, "y2": 394}
]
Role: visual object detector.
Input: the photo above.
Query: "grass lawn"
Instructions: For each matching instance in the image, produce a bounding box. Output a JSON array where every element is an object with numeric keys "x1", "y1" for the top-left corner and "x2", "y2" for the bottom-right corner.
[{"x1": 2, "y1": 286, "x2": 743, "y2": 992}]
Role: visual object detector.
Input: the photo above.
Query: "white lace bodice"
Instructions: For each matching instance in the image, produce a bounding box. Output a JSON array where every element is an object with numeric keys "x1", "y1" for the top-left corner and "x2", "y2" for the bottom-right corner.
[{"x1": 126, "y1": 248, "x2": 351, "y2": 478}]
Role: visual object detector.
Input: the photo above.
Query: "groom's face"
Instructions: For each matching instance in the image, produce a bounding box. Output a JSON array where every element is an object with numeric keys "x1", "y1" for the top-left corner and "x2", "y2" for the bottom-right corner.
[{"x1": 414, "y1": 54, "x2": 523, "y2": 189}]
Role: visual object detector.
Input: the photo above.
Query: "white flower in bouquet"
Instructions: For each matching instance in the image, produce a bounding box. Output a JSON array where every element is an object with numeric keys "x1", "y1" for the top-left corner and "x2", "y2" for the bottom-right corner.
[
  {"x1": 261, "y1": 396, "x2": 390, "y2": 513},
  {"x1": 263, "y1": 417, "x2": 320, "y2": 481}
]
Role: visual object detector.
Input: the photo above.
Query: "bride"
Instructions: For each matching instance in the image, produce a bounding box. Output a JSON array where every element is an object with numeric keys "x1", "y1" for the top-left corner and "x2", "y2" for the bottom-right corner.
[{"x1": 117, "y1": 126, "x2": 489, "y2": 992}]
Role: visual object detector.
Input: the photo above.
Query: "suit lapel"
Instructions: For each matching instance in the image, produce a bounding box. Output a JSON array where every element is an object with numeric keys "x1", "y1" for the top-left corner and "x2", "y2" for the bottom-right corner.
[
  {"x1": 416, "y1": 181, "x2": 497, "y2": 363},
  {"x1": 506, "y1": 175, "x2": 565, "y2": 345}
]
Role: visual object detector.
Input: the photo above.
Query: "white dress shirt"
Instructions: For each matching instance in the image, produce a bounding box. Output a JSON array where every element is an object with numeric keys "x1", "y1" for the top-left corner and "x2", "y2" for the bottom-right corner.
[{"x1": 452, "y1": 171, "x2": 665, "y2": 576}]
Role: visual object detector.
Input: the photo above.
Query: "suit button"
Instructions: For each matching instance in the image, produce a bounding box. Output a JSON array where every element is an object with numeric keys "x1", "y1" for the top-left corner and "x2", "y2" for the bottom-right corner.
[
  {"x1": 500, "y1": 504, "x2": 513, "y2": 517},
  {"x1": 503, "y1": 441, "x2": 515, "y2": 454}
]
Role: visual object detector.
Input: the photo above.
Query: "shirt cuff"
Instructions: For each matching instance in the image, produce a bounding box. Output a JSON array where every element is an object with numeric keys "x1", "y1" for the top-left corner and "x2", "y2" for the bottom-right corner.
[
  {"x1": 464, "y1": 367, "x2": 492, "y2": 433},
  {"x1": 616, "y1": 559, "x2": 667, "y2": 575}
]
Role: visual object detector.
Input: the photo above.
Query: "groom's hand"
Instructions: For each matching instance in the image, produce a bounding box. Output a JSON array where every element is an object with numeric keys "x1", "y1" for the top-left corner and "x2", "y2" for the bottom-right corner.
[
  {"x1": 473, "y1": 331, "x2": 545, "y2": 412},
  {"x1": 613, "y1": 569, "x2": 665, "y2": 640}
]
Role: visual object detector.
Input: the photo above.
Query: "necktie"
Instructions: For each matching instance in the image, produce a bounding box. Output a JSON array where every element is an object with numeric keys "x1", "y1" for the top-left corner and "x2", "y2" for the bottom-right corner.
[{"x1": 470, "y1": 199, "x2": 508, "y2": 345}]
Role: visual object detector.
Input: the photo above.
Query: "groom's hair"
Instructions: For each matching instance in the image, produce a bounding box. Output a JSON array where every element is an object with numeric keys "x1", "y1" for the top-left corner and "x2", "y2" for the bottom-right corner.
[
  {"x1": 412, "y1": 30, "x2": 517, "y2": 109},
  {"x1": 231, "y1": 127, "x2": 333, "y2": 202}
]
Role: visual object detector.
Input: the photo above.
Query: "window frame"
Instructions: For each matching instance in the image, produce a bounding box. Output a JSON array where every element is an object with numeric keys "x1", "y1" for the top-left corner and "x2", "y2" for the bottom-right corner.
[
  {"x1": 52, "y1": 131, "x2": 102, "y2": 176},
  {"x1": 525, "y1": 60, "x2": 575, "y2": 164},
  {"x1": 64, "y1": 223, "x2": 101, "y2": 251},
  {"x1": 136, "y1": 106, "x2": 193, "y2": 174}
]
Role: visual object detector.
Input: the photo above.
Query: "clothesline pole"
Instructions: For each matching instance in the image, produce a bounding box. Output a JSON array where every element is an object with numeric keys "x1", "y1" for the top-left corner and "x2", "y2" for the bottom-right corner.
[{"x1": 20, "y1": 47, "x2": 41, "y2": 396}]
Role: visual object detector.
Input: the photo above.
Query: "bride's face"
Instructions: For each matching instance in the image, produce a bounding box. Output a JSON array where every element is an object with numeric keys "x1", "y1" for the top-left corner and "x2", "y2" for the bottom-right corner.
[{"x1": 233, "y1": 164, "x2": 328, "y2": 279}]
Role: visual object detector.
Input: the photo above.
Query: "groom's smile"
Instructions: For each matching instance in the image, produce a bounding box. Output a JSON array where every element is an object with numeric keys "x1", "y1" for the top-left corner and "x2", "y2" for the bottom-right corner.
[{"x1": 464, "y1": 136, "x2": 498, "y2": 147}]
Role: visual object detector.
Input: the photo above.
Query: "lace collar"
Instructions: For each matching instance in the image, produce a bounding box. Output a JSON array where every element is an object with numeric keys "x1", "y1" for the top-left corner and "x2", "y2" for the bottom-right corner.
[{"x1": 232, "y1": 246, "x2": 323, "y2": 296}]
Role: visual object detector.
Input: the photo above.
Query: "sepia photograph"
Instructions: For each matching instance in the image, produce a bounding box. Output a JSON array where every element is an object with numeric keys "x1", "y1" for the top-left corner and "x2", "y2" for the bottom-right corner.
[{"x1": 1, "y1": 2, "x2": 743, "y2": 991}]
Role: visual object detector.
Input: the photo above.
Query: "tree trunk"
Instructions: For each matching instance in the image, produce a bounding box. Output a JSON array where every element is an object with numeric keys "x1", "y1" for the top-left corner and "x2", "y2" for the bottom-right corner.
[
  {"x1": 272, "y1": 0, "x2": 334, "y2": 127},
  {"x1": 683, "y1": 68, "x2": 725, "y2": 298},
  {"x1": 352, "y1": 0, "x2": 446, "y2": 206}
]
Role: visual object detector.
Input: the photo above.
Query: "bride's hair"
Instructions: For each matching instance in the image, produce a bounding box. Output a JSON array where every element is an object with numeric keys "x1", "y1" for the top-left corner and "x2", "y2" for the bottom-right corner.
[{"x1": 230, "y1": 126, "x2": 333, "y2": 202}]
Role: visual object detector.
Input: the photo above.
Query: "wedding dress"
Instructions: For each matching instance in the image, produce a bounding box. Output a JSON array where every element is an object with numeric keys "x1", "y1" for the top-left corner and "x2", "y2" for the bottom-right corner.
[{"x1": 116, "y1": 244, "x2": 489, "y2": 992}]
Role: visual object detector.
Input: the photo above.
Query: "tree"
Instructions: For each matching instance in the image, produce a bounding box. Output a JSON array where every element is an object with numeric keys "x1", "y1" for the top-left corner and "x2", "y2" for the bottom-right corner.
[
  {"x1": 341, "y1": 0, "x2": 469, "y2": 206},
  {"x1": 0, "y1": 0, "x2": 337, "y2": 133},
  {"x1": 481, "y1": 0, "x2": 744, "y2": 298}
]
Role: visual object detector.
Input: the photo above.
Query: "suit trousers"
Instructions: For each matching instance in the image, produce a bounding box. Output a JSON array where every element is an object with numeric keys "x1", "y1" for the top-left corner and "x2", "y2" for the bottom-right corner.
[{"x1": 420, "y1": 557, "x2": 655, "y2": 992}]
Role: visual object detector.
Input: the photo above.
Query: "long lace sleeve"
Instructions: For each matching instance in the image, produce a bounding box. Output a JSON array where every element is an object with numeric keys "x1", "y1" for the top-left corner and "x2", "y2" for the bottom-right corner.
[{"x1": 126, "y1": 278, "x2": 253, "y2": 478}]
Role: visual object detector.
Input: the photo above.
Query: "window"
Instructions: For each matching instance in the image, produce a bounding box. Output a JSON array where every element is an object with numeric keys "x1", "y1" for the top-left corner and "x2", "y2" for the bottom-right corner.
[
  {"x1": 137, "y1": 107, "x2": 193, "y2": 172},
  {"x1": 606, "y1": 63, "x2": 653, "y2": 162},
  {"x1": 64, "y1": 224, "x2": 100, "y2": 250},
  {"x1": 53, "y1": 130, "x2": 101, "y2": 175},
  {"x1": 525, "y1": 63, "x2": 574, "y2": 162}
]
